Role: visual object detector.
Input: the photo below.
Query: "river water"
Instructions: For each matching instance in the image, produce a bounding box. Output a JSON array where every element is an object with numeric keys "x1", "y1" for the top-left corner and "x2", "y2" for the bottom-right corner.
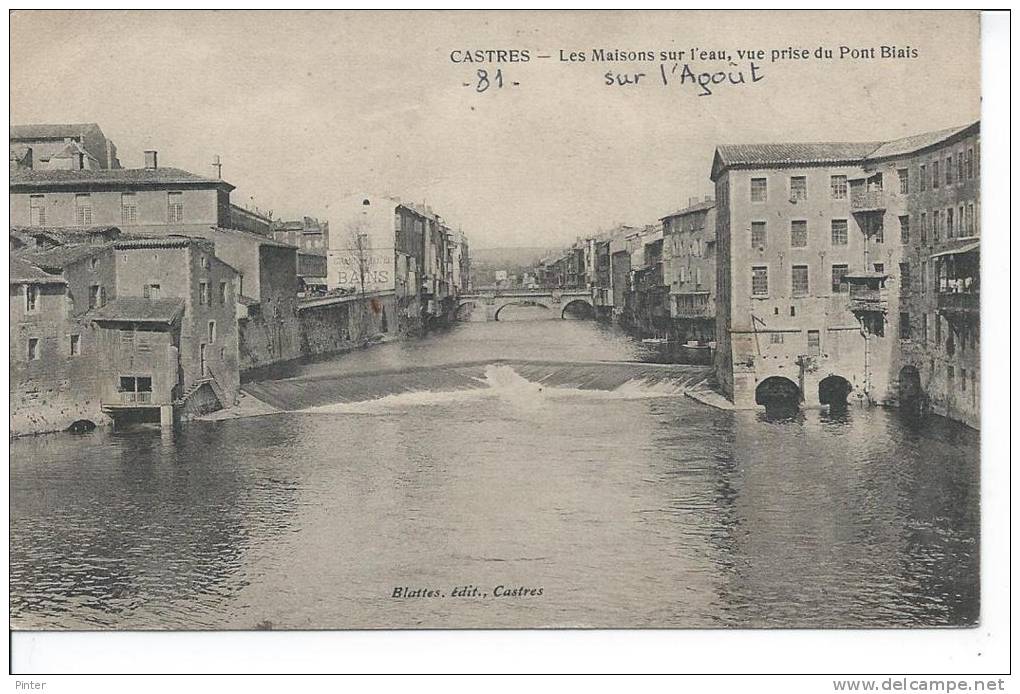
[{"x1": 9, "y1": 309, "x2": 980, "y2": 629}]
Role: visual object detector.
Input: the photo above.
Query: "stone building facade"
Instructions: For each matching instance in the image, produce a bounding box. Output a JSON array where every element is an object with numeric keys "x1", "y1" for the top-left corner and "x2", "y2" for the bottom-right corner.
[{"x1": 711, "y1": 122, "x2": 980, "y2": 428}]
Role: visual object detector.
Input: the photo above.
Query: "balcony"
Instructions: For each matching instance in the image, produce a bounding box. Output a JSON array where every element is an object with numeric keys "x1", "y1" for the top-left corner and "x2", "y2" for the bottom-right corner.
[
  {"x1": 848, "y1": 285, "x2": 888, "y2": 313},
  {"x1": 672, "y1": 292, "x2": 711, "y2": 319},
  {"x1": 937, "y1": 291, "x2": 979, "y2": 315},
  {"x1": 850, "y1": 189, "x2": 886, "y2": 213}
]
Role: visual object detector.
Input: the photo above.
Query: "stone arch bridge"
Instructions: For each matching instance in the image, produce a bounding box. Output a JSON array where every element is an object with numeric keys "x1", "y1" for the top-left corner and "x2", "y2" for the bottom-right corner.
[{"x1": 456, "y1": 289, "x2": 594, "y2": 321}]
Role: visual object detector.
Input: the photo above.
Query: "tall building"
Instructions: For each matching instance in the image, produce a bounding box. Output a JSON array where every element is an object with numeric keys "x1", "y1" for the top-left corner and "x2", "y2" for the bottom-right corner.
[
  {"x1": 711, "y1": 122, "x2": 980, "y2": 427},
  {"x1": 663, "y1": 198, "x2": 717, "y2": 346}
]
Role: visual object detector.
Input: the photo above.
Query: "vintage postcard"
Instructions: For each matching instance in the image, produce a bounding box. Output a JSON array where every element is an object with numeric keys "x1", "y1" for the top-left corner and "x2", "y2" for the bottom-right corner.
[{"x1": 9, "y1": 10, "x2": 984, "y2": 636}]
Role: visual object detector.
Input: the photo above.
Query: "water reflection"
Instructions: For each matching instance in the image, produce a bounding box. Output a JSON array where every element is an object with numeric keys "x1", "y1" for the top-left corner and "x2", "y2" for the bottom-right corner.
[{"x1": 10, "y1": 320, "x2": 979, "y2": 629}]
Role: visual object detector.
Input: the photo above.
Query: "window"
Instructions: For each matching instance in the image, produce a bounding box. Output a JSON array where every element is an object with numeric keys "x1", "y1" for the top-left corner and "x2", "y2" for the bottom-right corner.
[
  {"x1": 932, "y1": 210, "x2": 940, "y2": 242},
  {"x1": 791, "y1": 265, "x2": 809, "y2": 296},
  {"x1": 807, "y1": 330, "x2": 821, "y2": 354},
  {"x1": 29, "y1": 195, "x2": 46, "y2": 225},
  {"x1": 168, "y1": 192, "x2": 184, "y2": 223},
  {"x1": 219, "y1": 281, "x2": 228, "y2": 304},
  {"x1": 27, "y1": 338, "x2": 40, "y2": 361},
  {"x1": 831, "y1": 264, "x2": 849, "y2": 293},
  {"x1": 790, "y1": 176, "x2": 807, "y2": 201},
  {"x1": 208, "y1": 320, "x2": 216, "y2": 343},
  {"x1": 967, "y1": 204, "x2": 975, "y2": 235},
  {"x1": 89, "y1": 257, "x2": 98, "y2": 271},
  {"x1": 199, "y1": 282, "x2": 210, "y2": 306},
  {"x1": 873, "y1": 217, "x2": 884, "y2": 244},
  {"x1": 829, "y1": 219, "x2": 847, "y2": 246},
  {"x1": 769, "y1": 332, "x2": 784, "y2": 344},
  {"x1": 121, "y1": 193, "x2": 138, "y2": 224},
  {"x1": 920, "y1": 261, "x2": 927, "y2": 294},
  {"x1": 830, "y1": 175, "x2": 847, "y2": 200},
  {"x1": 899, "y1": 262, "x2": 911, "y2": 291},
  {"x1": 961, "y1": 368, "x2": 966, "y2": 391},
  {"x1": 947, "y1": 364, "x2": 954, "y2": 382},
  {"x1": 137, "y1": 331, "x2": 151, "y2": 353},
  {"x1": 946, "y1": 157, "x2": 953, "y2": 185},
  {"x1": 935, "y1": 314, "x2": 941, "y2": 344},
  {"x1": 200, "y1": 254, "x2": 210, "y2": 270},
  {"x1": 143, "y1": 283, "x2": 161, "y2": 299},
  {"x1": 966, "y1": 148, "x2": 974, "y2": 178},
  {"x1": 694, "y1": 267, "x2": 702, "y2": 287},
  {"x1": 920, "y1": 212, "x2": 927, "y2": 244},
  {"x1": 70, "y1": 334, "x2": 81, "y2": 356},
  {"x1": 945, "y1": 208, "x2": 954, "y2": 238},
  {"x1": 922, "y1": 314, "x2": 928, "y2": 343},
  {"x1": 899, "y1": 215, "x2": 910, "y2": 244},
  {"x1": 897, "y1": 169, "x2": 909, "y2": 194},
  {"x1": 873, "y1": 263, "x2": 885, "y2": 274},
  {"x1": 751, "y1": 266, "x2": 768, "y2": 296},
  {"x1": 75, "y1": 194, "x2": 92, "y2": 226},
  {"x1": 790, "y1": 220, "x2": 808, "y2": 247},
  {"x1": 958, "y1": 152, "x2": 965, "y2": 181},
  {"x1": 932, "y1": 160, "x2": 940, "y2": 188},
  {"x1": 89, "y1": 284, "x2": 105, "y2": 309},
  {"x1": 25, "y1": 285, "x2": 39, "y2": 312},
  {"x1": 920, "y1": 164, "x2": 927, "y2": 191},
  {"x1": 751, "y1": 221, "x2": 767, "y2": 249},
  {"x1": 899, "y1": 312, "x2": 911, "y2": 340},
  {"x1": 120, "y1": 327, "x2": 134, "y2": 347},
  {"x1": 751, "y1": 177, "x2": 767, "y2": 202}
]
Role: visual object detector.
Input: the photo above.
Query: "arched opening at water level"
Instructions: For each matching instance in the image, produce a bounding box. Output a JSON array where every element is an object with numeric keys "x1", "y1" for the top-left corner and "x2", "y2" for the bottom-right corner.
[
  {"x1": 898, "y1": 365, "x2": 924, "y2": 416},
  {"x1": 755, "y1": 376, "x2": 801, "y2": 418},
  {"x1": 818, "y1": 375, "x2": 853, "y2": 412},
  {"x1": 455, "y1": 301, "x2": 478, "y2": 321},
  {"x1": 561, "y1": 299, "x2": 595, "y2": 320}
]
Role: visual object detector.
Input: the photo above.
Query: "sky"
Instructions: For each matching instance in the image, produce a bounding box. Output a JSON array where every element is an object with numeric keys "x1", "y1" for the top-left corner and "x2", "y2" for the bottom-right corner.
[{"x1": 10, "y1": 11, "x2": 980, "y2": 249}]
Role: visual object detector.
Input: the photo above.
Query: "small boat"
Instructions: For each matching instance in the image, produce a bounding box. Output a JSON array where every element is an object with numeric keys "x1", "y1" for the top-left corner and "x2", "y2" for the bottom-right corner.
[{"x1": 641, "y1": 337, "x2": 669, "y2": 345}]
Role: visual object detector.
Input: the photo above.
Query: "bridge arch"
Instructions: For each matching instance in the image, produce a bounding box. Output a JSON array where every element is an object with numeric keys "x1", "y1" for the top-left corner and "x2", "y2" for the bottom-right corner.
[
  {"x1": 560, "y1": 298, "x2": 595, "y2": 320},
  {"x1": 455, "y1": 300, "x2": 479, "y2": 320},
  {"x1": 494, "y1": 301, "x2": 551, "y2": 321}
]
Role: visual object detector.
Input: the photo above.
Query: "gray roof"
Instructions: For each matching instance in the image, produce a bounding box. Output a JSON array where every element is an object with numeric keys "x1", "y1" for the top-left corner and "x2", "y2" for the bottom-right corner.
[
  {"x1": 866, "y1": 123, "x2": 977, "y2": 160},
  {"x1": 10, "y1": 225, "x2": 121, "y2": 242},
  {"x1": 715, "y1": 142, "x2": 880, "y2": 168},
  {"x1": 90, "y1": 297, "x2": 186, "y2": 324},
  {"x1": 10, "y1": 123, "x2": 101, "y2": 140},
  {"x1": 114, "y1": 236, "x2": 199, "y2": 250},
  {"x1": 711, "y1": 121, "x2": 980, "y2": 179},
  {"x1": 10, "y1": 256, "x2": 66, "y2": 285},
  {"x1": 10, "y1": 166, "x2": 233, "y2": 190},
  {"x1": 19, "y1": 244, "x2": 110, "y2": 271},
  {"x1": 661, "y1": 199, "x2": 716, "y2": 220}
]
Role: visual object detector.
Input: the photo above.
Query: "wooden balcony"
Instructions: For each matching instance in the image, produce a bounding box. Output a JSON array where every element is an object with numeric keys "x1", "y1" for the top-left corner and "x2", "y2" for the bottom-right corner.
[
  {"x1": 848, "y1": 286, "x2": 888, "y2": 313},
  {"x1": 850, "y1": 189, "x2": 886, "y2": 213},
  {"x1": 937, "y1": 291, "x2": 979, "y2": 315}
]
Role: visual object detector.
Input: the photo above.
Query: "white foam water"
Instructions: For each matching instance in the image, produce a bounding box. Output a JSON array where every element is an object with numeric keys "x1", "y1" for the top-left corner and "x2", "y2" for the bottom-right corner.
[{"x1": 299, "y1": 364, "x2": 691, "y2": 414}]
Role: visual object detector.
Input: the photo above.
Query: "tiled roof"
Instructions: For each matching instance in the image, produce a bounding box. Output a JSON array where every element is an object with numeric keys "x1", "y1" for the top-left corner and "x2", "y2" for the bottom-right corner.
[
  {"x1": 715, "y1": 142, "x2": 881, "y2": 168},
  {"x1": 9, "y1": 166, "x2": 232, "y2": 189},
  {"x1": 10, "y1": 123, "x2": 98, "y2": 140},
  {"x1": 114, "y1": 236, "x2": 198, "y2": 250},
  {"x1": 865, "y1": 123, "x2": 977, "y2": 160},
  {"x1": 90, "y1": 297, "x2": 185, "y2": 324},
  {"x1": 10, "y1": 225, "x2": 121, "y2": 241},
  {"x1": 661, "y1": 200, "x2": 716, "y2": 220},
  {"x1": 207, "y1": 226, "x2": 297, "y2": 249},
  {"x1": 19, "y1": 244, "x2": 110, "y2": 271},
  {"x1": 121, "y1": 226, "x2": 296, "y2": 250},
  {"x1": 10, "y1": 256, "x2": 66, "y2": 284}
]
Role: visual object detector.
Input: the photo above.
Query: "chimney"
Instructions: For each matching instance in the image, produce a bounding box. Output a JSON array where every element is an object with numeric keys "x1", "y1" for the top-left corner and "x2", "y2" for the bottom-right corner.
[
  {"x1": 144, "y1": 150, "x2": 158, "y2": 169},
  {"x1": 688, "y1": 196, "x2": 696, "y2": 207}
]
